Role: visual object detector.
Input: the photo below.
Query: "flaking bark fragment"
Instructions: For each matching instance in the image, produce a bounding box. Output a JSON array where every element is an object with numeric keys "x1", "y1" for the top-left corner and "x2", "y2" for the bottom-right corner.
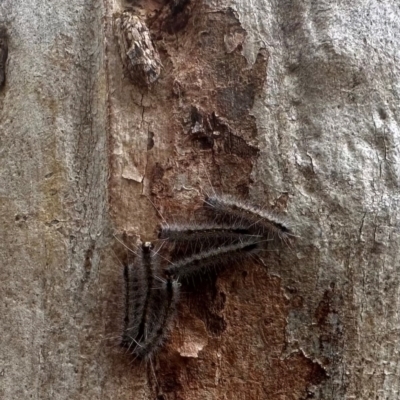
[{"x1": 115, "y1": 11, "x2": 162, "y2": 87}]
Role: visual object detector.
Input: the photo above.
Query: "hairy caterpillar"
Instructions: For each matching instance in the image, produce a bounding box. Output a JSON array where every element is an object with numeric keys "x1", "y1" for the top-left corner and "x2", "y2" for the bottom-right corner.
[
  {"x1": 135, "y1": 242, "x2": 159, "y2": 352},
  {"x1": 204, "y1": 194, "x2": 294, "y2": 243},
  {"x1": 165, "y1": 239, "x2": 263, "y2": 280},
  {"x1": 159, "y1": 222, "x2": 260, "y2": 241},
  {"x1": 120, "y1": 242, "x2": 154, "y2": 351},
  {"x1": 121, "y1": 242, "x2": 180, "y2": 359},
  {"x1": 134, "y1": 276, "x2": 180, "y2": 359},
  {"x1": 159, "y1": 222, "x2": 263, "y2": 256},
  {"x1": 120, "y1": 257, "x2": 145, "y2": 349}
]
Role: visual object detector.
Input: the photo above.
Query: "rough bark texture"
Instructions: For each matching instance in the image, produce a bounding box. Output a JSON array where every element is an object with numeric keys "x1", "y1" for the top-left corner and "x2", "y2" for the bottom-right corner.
[
  {"x1": 0, "y1": 0, "x2": 110, "y2": 398},
  {"x1": 2, "y1": 0, "x2": 400, "y2": 399}
]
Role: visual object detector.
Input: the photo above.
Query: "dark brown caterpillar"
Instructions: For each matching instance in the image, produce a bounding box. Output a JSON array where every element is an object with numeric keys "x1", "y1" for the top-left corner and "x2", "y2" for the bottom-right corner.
[
  {"x1": 134, "y1": 276, "x2": 180, "y2": 359},
  {"x1": 120, "y1": 242, "x2": 153, "y2": 351},
  {"x1": 159, "y1": 222, "x2": 263, "y2": 257},
  {"x1": 165, "y1": 240, "x2": 263, "y2": 281},
  {"x1": 121, "y1": 242, "x2": 179, "y2": 359},
  {"x1": 204, "y1": 194, "x2": 294, "y2": 243}
]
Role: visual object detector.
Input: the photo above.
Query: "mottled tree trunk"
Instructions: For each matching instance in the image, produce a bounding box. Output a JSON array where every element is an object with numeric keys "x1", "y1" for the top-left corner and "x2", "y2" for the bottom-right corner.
[{"x1": 1, "y1": 0, "x2": 400, "y2": 399}]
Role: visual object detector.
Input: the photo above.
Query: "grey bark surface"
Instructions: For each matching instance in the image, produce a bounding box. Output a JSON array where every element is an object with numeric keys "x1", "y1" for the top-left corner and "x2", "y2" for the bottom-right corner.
[
  {"x1": 0, "y1": 0, "x2": 111, "y2": 399},
  {"x1": 1, "y1": 0, "x2": 400, "y2": 399}
]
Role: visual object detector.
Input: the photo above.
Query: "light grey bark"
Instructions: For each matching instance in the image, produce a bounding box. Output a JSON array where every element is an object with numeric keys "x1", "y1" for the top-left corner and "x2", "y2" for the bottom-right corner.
[
  {"x1": 1, "y1": 0, "x2": 400, "y2": 399},
  {"x1": 0, "y1": 0, "x2": 112, "y2": 399},
  {"x1": 235, "y1": 1, "x2": 400, "y2": 398}
]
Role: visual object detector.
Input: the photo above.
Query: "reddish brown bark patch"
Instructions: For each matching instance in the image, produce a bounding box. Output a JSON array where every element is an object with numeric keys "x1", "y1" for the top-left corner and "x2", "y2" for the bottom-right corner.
[
  {"x1": 108, "y1": 2, "x2": 269, "y2": 229},
  {"x1": 107, "y1": 1, "x2": 327, "y2": 398},
  {"x1": 146, "y1": 3, "x2": 269, "y2": 207},
  {"x1": 155, "y1": 262, "x2": 326, "y2": 399}
]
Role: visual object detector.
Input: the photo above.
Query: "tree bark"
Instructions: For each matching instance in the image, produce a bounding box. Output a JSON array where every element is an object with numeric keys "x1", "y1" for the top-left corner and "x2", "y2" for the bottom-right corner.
[{"x1": 2, "y1": 0, "x2": 400, "y2": 399}]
